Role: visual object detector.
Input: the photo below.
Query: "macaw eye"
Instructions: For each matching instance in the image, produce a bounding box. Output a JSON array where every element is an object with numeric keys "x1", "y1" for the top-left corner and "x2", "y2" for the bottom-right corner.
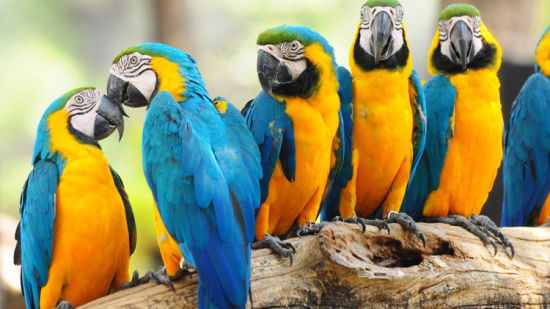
[
  {"x1": 290, "y1": 42, "x2": 299, "y2": 50},
  {"x1": 130, "y1": 56, "x2": 138, "y2": 65},
  {"x1": 75, "y1": 95, "x2": 84, "y2": 103}
]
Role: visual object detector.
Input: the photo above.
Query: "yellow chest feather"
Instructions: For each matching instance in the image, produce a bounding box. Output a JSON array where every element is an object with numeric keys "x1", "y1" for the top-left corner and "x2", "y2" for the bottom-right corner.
[
  {"x1": 438, "y1": 69, "x2": 503, "y2": 216},
  {"x1": 352, "y1": 69, "x2": 414, "y2": 210}
]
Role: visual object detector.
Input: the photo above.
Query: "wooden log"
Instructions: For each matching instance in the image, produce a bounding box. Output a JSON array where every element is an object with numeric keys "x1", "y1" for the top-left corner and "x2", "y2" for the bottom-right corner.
[{"x1": 80, "y1": 222, "x2": 550, "y2": 308}]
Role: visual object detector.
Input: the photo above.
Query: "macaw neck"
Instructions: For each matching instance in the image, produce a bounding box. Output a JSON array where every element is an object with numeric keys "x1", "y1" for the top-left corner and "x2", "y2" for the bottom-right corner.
[
  {"x1": 44, "y1": 110, "x2": 103, "y2": 162},
  {"x1": 152, "y1": 56, "x2": 210, "y2": 102},
  {"x1": 283, "y1": 43, "x2": 340, "y2": 123}
]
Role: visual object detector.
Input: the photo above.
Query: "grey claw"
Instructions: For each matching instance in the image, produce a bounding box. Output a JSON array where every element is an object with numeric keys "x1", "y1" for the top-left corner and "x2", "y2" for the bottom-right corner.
[{"x1": 56, "y1": 301, "x2": 75, "y2": 309}]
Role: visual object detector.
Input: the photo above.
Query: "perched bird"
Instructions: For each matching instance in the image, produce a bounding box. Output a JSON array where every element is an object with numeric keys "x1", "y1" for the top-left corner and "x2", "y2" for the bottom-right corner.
[
  {"x1": 401, "y1": 4, "x2": 513, "y2": 255},
  {"x1": 106, "y1": 43, "x2": 261, "y2": 309},
  {"x1": 242, "y1": 25, "x2": 345, "y2": 257},
  {"x1": 325, "y1": 0, "x2": 427, "y2": 241},
  {"x1": 501, "y1": 25, "x2": 550, "y2": 227},
  {"x1": 14, "y1": 87, "x2": 133, "y2": 309}
]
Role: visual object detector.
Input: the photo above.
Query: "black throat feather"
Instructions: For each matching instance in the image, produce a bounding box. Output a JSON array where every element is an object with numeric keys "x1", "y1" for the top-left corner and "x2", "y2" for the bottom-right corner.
[
  {"x1": 431, "y1": 38, "x2": 497, "y2": 75},
  {"x1": 353, "y1": 31, "x2": 409, "y2": 71},
  {"x1": 272, "y1": 58, "x2": 320, "y2": 99},
  {"x1": 68, "y1": 120, "x2": 101, "y2": 148}
]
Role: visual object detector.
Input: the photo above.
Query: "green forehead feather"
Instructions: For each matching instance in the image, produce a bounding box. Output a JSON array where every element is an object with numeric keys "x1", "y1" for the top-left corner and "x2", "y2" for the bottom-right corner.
[
  {"x1": 439, "y1": 4, "x2": 480, "y2": 20},
  {"x1": 257, "y1": 29, "x2": 310, "y2": 46},
  {"x1": 363, "y1": 0, "x2": 401, "y2": 8},
  {"x1": 61, "y1": 87, "x2": 95, "y2": 102},
  {"x1": 112, "y1": 46, "x2": 165, "y2": 63}
]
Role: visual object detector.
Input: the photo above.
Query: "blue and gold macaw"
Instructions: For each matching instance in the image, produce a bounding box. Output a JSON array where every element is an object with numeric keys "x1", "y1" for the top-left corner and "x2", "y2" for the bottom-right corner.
[
  {"x1": 242, "y1": 26, "x2": 347, "y2": 258},
  {"x1": 321, "y1": 0, "x2": 427, "y2": 242},
  {"x1": 501, "y1": 25, "x2": 550, "y2": 227},
  {"x1": 401, "y1": 4, "x2": 513, "y2": 255},
  {"x1": 14, "y1": 88, "x2": 134, "y2": 309},
  {"x1": 106, "y1": 43, "x2": 262, "y2": 309}
]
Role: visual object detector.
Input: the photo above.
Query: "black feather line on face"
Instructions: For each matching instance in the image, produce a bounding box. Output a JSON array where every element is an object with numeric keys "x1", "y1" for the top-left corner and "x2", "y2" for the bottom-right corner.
[
  {"x1": 431, "y1": 38, "x2": 497, "y2": 74},
  {"x1": 353, "y1": 31, "x2": 409, "y2": 71},
  {"x1": 68, "y1": 119, "x2": 100, "y2": 148},
  {"x1": 271, "y1": 58, "x2": 320, "y2": 99}
]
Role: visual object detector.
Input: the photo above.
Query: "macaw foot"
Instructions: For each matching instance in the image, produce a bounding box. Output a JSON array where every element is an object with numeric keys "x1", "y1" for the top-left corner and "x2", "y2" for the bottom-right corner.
[
  {"x1": 423, "y1": 215, "x2": 498, "y2": 256},
  {"x1": 386, "y1": 212, "x2": 426, "y2": 247},
  {"x1": 155, "y1": 263, "x2": 194, "y2": 283},
  {"x1": 55, "y1": 301, "x2": 75, "y2": 309},
  {"x1": 470, "y1": 214, "x2": 514, "y2": 258},
  {"x1": 332, "y1": 216, "x2": 390, "y2": 234},
  {"x1": 296, "y1": 222, "x2": 329, "y2": 237},
  {"x1": 252, "y1": 234, "x2": 296, "y2": 266},
  {"x1": 116, "y1": 268, "x2": 175, "y2": 292}
]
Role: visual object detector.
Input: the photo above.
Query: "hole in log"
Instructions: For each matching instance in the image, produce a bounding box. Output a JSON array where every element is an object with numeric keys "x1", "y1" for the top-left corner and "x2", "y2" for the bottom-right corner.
[
  {"x1": 371, "y1": 237, "x2": 423, "y2": 267},
  {"x1": 432, "y1": 241, "x2": 454, "y2": 256}
]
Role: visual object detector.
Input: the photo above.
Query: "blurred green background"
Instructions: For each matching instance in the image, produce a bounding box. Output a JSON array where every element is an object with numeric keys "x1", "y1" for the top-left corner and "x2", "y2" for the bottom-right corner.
[{"x1": 1, "y1": 0, "x2": 549, "y2": 307}]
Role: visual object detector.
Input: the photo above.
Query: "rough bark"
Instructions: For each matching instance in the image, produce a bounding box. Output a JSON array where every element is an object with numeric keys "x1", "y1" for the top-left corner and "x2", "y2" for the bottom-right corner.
[{"x1": 80, "y1": 222, "x2": 550, "y2": 308}]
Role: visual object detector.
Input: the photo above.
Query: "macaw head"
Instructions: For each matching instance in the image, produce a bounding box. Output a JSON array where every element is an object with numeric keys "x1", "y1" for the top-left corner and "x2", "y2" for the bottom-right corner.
[
  {"x1": 535, "y1": 25, "x2": 550, "y2": 76},
  {"x1": 33, "y1": 87, "x2": 124, "y2": 161},
  {"x1": 256, "y1": 25, "x2": 337, "y2": 100},
  {"x1": 428, "y1": 4, "x2": 501, "y2": 75},
  {"x1": 212, "y1": 96, "x2": 228, "y2": 115},
  {"x1": 352, "y1": 0, "x2": 409, "y2": 72},
  {"x1": 106, "y1": 43, "x2": 206, "y2": 107}
]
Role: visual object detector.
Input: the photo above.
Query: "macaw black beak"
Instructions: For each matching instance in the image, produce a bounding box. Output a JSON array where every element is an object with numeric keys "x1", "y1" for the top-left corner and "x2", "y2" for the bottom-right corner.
[
  {"x1": 94, "y1": 95, "x2": 125, "y2": 141},
  {"x1": 450, "y1": 20, "x2": 474, "y2": 70},
  {"x1": 370, "y1": 11, "x2": 394, "y2": 64},
  {"x1": 106, "y1": 74, "x2": 149, "y2": 108},
  {"x1": 257, "y1": 49, "x2": 293, "y2": 97}
]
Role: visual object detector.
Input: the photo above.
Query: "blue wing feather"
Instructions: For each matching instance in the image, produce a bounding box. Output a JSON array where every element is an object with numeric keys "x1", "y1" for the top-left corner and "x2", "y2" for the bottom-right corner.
[
  {"x1": 401, "y1": 74, "x2": 456, "y2": 220},
  {"x1": 17, "y1": 159, "x2": 59, "y2": 309},
  {"x1": 502, "y1": 73, "x2": 550, "y2": 226},
  {"x1": 142, "y1": 91, "x2": 255, "y2": 308},
  {"x1": 215, "y1": 98, "x2": 262, "y2": 242},
  {"x1": 242, "y1": 91, "x2": 296, "y2": 204},
  {"x1": 320, "y1": 66, "x2": 353, "y2": 221},
  {"x1": 408, "y1": 69, "x2": 428, "y2": 181}
]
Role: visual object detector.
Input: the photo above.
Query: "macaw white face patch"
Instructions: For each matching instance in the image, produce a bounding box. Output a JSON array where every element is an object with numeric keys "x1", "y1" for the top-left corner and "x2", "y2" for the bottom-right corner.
[
  {"x1": 358, "y1": 5, "x2": 405, "y2": 59},
  {"x1": 65, "y1": 88, "x2": 103, "y2": 138},
  {"x1": 257, "y1": 40, "x2": 307, "y2": 79},
  {"x1": 110, "y1": 52, "x2": 156, "y2": 102},
  {"x1": 438, "y1": 15, "x2": 483, "y2": 61}
]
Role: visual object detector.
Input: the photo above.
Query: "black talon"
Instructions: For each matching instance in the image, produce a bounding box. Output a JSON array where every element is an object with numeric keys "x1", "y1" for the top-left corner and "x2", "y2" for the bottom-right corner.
[
  {"x1": 423, "y1": 215, "x2": 498, "y2": 254},
  {"x1": 116, "y1": 270, "x2": 141, "y2": 291},
  {"x1": 387, "y1": 212, "x2": 426, "y2": 247},
  {"x1": 470, "y1": 214, "x2": 515, "y2": 259},
  {"x1": 252, "y1": 234, "x2": 295, "y2": 265}
]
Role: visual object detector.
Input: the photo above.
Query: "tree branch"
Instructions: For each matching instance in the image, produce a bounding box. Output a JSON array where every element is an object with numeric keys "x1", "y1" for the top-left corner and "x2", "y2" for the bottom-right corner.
[{"x1": 80, "y1": 222, "x2": 550, "y2": 308}]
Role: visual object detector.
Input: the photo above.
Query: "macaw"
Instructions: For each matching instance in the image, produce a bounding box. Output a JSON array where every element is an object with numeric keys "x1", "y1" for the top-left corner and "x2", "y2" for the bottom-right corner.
[
  {"x1": 14, "y1": 87, "x2": 134, "y2": 309},
  {"x1": 242, "y1": 25, "x2": 349, "y2": 258},
  {"x1": 501, "y1": 25, "x2": 550, "y2": 227},
  {"x1": 106, "y1": 43, "x2": 262, "y2": 309},
  {"x1": 401, "y1": 4, "x2": 513, "y2": 255},
  {"x1": 323, "y1": 0, "x2": 427, "y2": 242}
]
